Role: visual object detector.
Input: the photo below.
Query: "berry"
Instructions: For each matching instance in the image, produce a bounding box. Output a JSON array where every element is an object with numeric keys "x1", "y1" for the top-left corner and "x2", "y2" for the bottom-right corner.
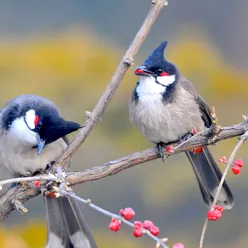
[
  {"x1": 48, "y1": 192, "x2": 56, "y2": 198},
  {"x1": 134, "y1": 221, "x2": 143, "y2": 229},
  {"x1": 191, "y1": 127, "x2": 198, "y2": 135},
  {"x1": 190, "y1": 146, "x2": 203, "y2": 154},
  {"x1": 119, "y1": 209, "x2": 124, "y2": 216},
  {"x1": 150, "y1": 225, "x2": 160, "y2": 236},
  {"x1": 109, "y1": 219, "x2": 121, "y2": 232},
  {"x1": 133, "y1": 228, "x2": 143, "y2": 237},
  {"x1": 218, "y1": 156, "x2": 227, "y2": 163},
  {"x1": 234, "y1": 159, "x2": 243, "y2": 168},
  {"x1": 214, "y1": 210, "x2": 222, "y2": 219},
  {"x1": 165, "y1": 145, "x2": 174, "y2": 154},
  {"x1": 173, "y1": 243, "x2": 184, "y2": 248},
  {"x1": 122, "y1": 207, "x2": 135, "y2": 220},
  {"x1": 207, "y1": 209, "x2": 222, "y2": 221},
  {"x1": 232, "y1": 165, "x2": 241, "y2": 175},
  {"x1": 214, "y1": 205, "x2": 224, "y2": 213},
  {"x1": 33, "y1": 181, "x2": 40, "y2": 187},
  {"x1": 143, "y1": 220, "x2": 154, "y2": 230}
]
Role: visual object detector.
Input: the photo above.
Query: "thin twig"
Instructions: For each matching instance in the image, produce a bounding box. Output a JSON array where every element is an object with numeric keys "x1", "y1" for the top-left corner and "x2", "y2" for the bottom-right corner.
[
  {"x1": 63, "y1": 192, "x2": 168, "y2": 248},
  {"x1": 56, "y1": 0, "x2": 167, "y2": 167},
  {"x1": 199, "y1": 131, "x2": 248, "y2": 248},
  {"x1": 0, "y1": 175, "x2": 57, "y2": 188}
]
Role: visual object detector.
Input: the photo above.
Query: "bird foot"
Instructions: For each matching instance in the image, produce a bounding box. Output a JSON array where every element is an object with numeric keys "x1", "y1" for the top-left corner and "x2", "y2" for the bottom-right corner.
[{"x1": 179, "y1": 132, "x2": 193, "y2": 143}]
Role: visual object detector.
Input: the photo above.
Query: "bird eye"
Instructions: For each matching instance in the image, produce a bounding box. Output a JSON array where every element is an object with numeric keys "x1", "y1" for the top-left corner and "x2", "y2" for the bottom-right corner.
[{"x1": 156, "y1": 68, "x2": 163, "y2": 74}]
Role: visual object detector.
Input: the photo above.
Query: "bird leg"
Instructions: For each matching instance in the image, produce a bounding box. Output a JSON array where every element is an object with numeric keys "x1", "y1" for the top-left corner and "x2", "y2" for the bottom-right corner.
[{"x1": 156, "y1": 142, "x2": 165, "y2": 162}]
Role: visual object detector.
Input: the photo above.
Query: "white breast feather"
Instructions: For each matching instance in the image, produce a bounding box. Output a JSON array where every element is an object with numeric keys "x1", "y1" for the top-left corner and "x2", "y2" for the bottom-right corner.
[{"x1": 130, "y1": 76, "x2": 204, "y2": 144}]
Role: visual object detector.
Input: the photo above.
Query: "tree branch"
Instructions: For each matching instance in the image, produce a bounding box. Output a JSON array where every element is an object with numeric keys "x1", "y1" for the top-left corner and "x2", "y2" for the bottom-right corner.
[
  {"x1": 0, "y1": 120, "x2": 247, "y2": 220},
  {"x1": 0, "y1": 0, "x2": 168, "y2": 221},
  {"x1": 56, "y1": 0, "x2": 168, "y2": 167}
]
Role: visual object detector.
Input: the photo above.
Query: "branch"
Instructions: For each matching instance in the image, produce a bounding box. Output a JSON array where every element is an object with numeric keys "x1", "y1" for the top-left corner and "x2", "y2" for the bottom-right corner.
[
  {"x1": 0, "y1": 120, "x2": 247, "y2": 220},
  {"x1": 56, "y1": 0, "x2": 168, "y2": 167},
  {"x1": 65, "y1": 193, "x2": 169, "y2": 248},
  {"x1": 199, "y1": 130, "x2": 248, "y2": 248}
]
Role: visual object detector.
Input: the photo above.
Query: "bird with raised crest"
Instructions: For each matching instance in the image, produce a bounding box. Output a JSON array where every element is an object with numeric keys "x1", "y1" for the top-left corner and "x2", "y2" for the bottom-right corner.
[{"x1": 129, "y1": 41, "x2": 234, "y2": 209}]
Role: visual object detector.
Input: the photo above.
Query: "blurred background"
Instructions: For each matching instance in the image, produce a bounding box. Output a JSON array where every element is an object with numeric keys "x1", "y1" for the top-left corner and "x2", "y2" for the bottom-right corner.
[{"x1": 0, "y1": 0, "x2": 248, "y2": 247}]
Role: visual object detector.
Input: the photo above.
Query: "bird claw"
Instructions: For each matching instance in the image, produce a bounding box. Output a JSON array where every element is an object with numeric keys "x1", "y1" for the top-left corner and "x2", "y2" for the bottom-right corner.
[{"x1": 179, "y1": 132, "x2": 193, "y2": 143}]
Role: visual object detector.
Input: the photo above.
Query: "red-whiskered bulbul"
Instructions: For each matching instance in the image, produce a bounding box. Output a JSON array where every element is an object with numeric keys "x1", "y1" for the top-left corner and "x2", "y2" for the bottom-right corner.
[
  {"x1": 129, "y1": 41, "x2": 234, "y2": 209},
  {"x1": 0, "y1": 94, "x2": 97, "y2": 248}
]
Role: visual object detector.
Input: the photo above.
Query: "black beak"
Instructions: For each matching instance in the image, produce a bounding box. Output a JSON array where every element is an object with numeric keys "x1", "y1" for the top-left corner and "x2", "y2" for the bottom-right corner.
[
  {"x1": 36, "y1": 133, "x2": 46, "y2": 155},
  {"x1": 134, "y1": 66, "x2": 154, "y2": 76}
]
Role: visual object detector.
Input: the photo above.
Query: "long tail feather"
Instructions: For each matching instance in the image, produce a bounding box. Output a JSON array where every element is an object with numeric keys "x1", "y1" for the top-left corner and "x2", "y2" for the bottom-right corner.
[
  {"x1": 185, "y1": 146, "x2": 234, "y2": 209},
  {"x1": 44, "y1": 196, "x2": 97, "y2": 248}
]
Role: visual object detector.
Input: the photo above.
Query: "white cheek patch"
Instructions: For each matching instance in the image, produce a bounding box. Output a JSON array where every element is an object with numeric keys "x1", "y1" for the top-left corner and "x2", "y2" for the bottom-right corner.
[
  {"x1": 25, "y1": 109, "x2": 36, "y2": 130},
  {"x1": 156, "y1": 75, "x2": 176, "y2": 86},
  {"x1": 136, "y1": 76, "x2": 165, "y2": 97},
  {"x1": 9, "y1": 116, "x2": 37, "y2": 145}
]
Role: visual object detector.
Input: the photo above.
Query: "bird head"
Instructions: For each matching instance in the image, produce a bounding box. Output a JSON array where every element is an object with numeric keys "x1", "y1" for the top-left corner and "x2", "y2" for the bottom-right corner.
[
  {"x1": 134, "y1": 41, "x2": 177, "y2": 87},
  {"x1": 4, "y1": 95, "x2": 80, "y2": 155}
]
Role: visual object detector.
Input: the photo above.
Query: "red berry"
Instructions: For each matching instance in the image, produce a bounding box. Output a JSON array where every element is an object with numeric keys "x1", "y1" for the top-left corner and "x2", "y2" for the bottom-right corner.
[
  {"x1": 173, "y1": 243, "x2": 184, "y2": 248},
  {"x1": 165, "y1": 145, "x2": 174, "y2": 154},
  {"x1": 109, "y1": 219, "x2": 121, "y2": 232},
  {"x1": 207, "y1": 209, "x2": 222, "y2": 221},
  {"x1": 134, "y1": 221, "x2": 143, "y2": 229},
  {"x1": 143, "y1": 220, "x2": 154, "y2": 230},
  {"x1": 189, "y1": 146, "x2": 203, "y2": 154},
  {"x1": 218, "y1": 156, "x2": 227, "y2": 163},
  {"x1": 191, "y1": 127, "x2": 198, "y2": 135},
  {"x1": 234, "y1": 159, "x2": 243, "y2": 168},
  {"x1": 48, "y1": 192, "x2": 56, "y2": 198},
  {"x1": 214, "y1": 210, "x2": 222, "y2": 219},
  {"x1": 33, "y1": 181, "x2": 40, "y2": 187},
  {"x1": 119, "y1": 209, "x2": 124, "y2": 216},
  {"x1": 122, "y1": 207, "x2": 135, "y2": 220},
  {"x1": 232, "y1": 165, "x2": 241, "y2": 175},
  {"x1": 214, "y1": 205, "x2": 224, "y2": 213},
  {"x1": 133, "y1": 228, "x2": 143, "y2": 238},
  {"x1": 150, "y1": 225, "x2": 159, "y2": 236}
]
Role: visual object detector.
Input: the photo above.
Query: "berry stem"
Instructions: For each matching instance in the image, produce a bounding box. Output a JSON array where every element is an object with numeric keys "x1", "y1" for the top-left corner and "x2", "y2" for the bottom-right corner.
[
  {"x1": 63, "y1": 191, "x2": 168, "y2": 248},
  {"x1": 199, "y1": 131, "x2": 248, "y2": 248}
]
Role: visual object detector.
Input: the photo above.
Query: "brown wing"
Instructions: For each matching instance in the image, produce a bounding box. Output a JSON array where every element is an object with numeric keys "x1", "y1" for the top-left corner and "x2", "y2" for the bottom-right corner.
[
  {"x1": 195, "y1": 95, "x2": 212, "y2": 128},
  {"x1": 179, "y1": 76, "x2": 212, "y2": 128}
]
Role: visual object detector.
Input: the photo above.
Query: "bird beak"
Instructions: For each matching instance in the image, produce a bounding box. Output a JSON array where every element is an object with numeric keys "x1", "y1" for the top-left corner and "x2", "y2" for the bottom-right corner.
[
  {"x1": 134, "y1": 66, "x2": 154, "y2": 76},
  {"x1": 36, "y1": 133, "x2": 45, "y2": 155}
]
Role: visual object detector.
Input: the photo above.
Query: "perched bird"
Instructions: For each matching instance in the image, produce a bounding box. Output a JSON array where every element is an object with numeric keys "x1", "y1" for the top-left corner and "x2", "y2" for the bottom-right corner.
[
  {"x1": 0, "y1": 94, "x2": 97, "y2": 248},
  {"x1": 129, "y1": 41, "x2": 234, "y2": 209}
]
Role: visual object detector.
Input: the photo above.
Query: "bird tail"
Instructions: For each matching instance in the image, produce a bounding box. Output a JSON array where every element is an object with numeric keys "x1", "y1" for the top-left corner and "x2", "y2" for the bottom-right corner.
[
  {"x1": 185, "y1": 146, "x2": 234, "y2": 209},
  {"x1": 44, "y1": 195, "x2": 97, "y2": 248}
]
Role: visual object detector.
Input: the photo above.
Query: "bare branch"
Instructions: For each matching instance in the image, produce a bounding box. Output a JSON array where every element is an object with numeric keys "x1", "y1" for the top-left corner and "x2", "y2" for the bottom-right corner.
[
  {"x1": 66, "y1": 121, "x2": 248, "y2": 186},
  {"x1": 0, "y1": 121, "x2": 247, "y2": 220},
  {"x1": 56, "y1": 0, "x2": 168, "y2": 167},
  {"x1": 199, "y1": 130, "x2": 248, "y2": 248}
]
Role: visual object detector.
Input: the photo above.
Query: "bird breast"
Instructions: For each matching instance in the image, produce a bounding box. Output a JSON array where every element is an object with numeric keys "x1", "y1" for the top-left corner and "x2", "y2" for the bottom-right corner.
[
  {"x1": 129, "y1": 86, "x2": 205, "y2": 144},
  {"x1": 0, "y1": 135, "x2": 67, "y2": 179}
]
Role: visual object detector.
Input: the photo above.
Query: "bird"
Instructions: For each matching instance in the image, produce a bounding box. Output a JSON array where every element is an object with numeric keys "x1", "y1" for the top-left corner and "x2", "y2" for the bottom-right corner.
[
  {"x1": 129, "y1": 41, "x2": 234, "y2": 209},
  {"x1": 0, "y1": 94, "x2": 97, "y2": 248}
]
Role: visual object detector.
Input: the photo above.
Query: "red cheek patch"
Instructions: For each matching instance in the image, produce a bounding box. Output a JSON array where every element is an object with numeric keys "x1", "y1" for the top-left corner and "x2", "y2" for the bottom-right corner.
[
  {"x1": 34, "y1": 115, "x2": 40, "y2": 126},
  {"x1": 160, "y1": 72, "x2": 169, "y2": 77}
]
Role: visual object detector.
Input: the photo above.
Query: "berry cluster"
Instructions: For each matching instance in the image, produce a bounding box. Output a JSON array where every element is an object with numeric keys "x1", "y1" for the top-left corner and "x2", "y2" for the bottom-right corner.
[
  {"x1": 109, "y1": 207, "x2": 160, "y2": 238},
  {"x1": 218, "y1": 157, "x2": 244, "y2": 175},
  {"x1": 207, "y1": 205, "x2": 224, "y2": 221}
]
